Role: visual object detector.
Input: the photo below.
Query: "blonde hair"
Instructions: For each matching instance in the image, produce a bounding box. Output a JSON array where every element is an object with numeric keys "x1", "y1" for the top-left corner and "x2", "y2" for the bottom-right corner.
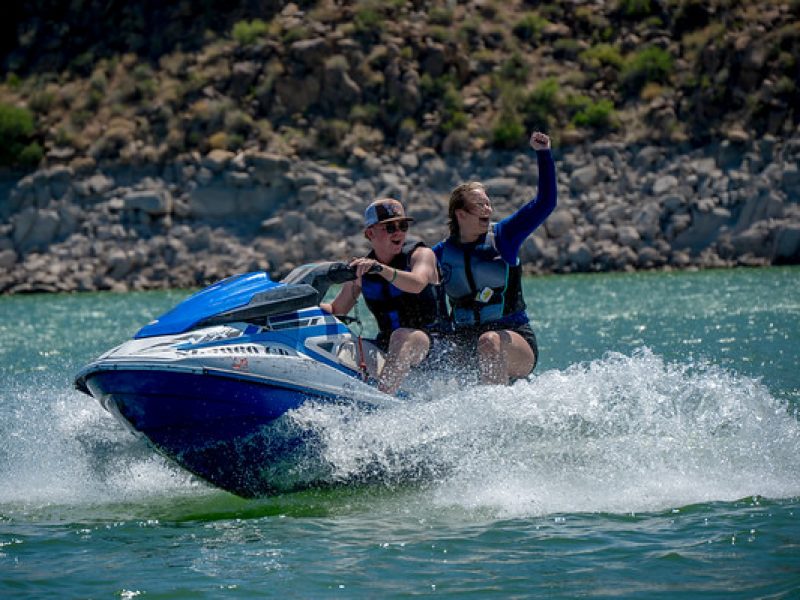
[{"x1": 447, "y1": 181, "x2": 485, "y2": 238}]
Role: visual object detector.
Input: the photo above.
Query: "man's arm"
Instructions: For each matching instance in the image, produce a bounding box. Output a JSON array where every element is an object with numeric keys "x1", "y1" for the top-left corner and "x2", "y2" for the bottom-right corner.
[{"x1": 320, "y1": 280, "x2": 360, "y2": 315}]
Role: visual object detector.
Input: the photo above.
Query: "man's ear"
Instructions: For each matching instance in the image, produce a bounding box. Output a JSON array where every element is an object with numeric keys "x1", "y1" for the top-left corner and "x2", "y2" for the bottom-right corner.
[{"x1": 364, "y1": 228, "x2": 374, "y2": 241}]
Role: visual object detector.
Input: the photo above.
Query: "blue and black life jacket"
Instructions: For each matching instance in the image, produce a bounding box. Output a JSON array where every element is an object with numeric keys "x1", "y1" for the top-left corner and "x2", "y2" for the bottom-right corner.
[
  {"x1": 361, "y1": 239, "x2": 450, "y2": 344},
  {"x1": 437, "y1": 229, "x2": 527, "y2": 328}
]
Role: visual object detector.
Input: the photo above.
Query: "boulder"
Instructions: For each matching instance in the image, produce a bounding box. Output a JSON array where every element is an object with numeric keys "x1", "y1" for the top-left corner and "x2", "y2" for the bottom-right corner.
[
  {"x1": 228, "y1": 61, "x2": 259, "y2": 98},
  {"x1": 274, "y1": 74, "x2": 320, "y2": 114},
  {"x1": 773, "y1": 224, "x2": 800, "y2": 263},
  {"x1": 652, "y1": 175, "x2": 678, "y2": 195},
  {"x1": 188, "y1": 185, "x2": 238, "y2": 218},
  {"x1": 483, "y1": 177, "x2": 517, "y2": 197},
  {"x1": 248, "y1": 152, "x2": 292, "y2": 187},
  {"x1": 202, "y1": 149, "x2": 235, "y2": 173},
  {"x1": 545, "y1": 209, "x2": 575, "y2": 238},
  {"x1": 46, "y1": 165, "x2": 74, "y2": 200},
  {"x1": 780, "y1": 164, "x2": 800, "y2": 202},
  {"x1": 290, "y1": 38, "x2": 330, "y2": 68},
  {"x1": 729, "y1": 224, "x2": 772, "y2": 257},
  {"x1": 569, "y1": 164, "x2": 600, "y2": 193},
  {"x1": 567, "y1": 241, "x2": 592, "y2": 270},
  {"x1": 0, "y1": 249, "x2": 17, "y2": 269},
  {"x1": 123, "y1": 189, "x2": 173, "y2": 215},
  {"x1": 673, "y1": 207, "x2": 732, "y2": 252},
  {"x1": 13, "y1": 208, "x2": 61, "y2": 251}
]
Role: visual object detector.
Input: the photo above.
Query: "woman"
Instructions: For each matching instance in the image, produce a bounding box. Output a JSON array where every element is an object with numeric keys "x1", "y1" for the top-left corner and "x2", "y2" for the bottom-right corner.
[
  {"x1": 433, "y1": 131, "x2": 556, "y2": 384},
  {"x1": 322, "y1": 198, "x2": 447, "y2": 394}
]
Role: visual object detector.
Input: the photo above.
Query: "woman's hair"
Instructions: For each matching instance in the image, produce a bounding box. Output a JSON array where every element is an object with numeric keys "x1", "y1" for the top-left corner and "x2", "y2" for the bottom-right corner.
[{"x1": 447, "y1": 181, "x2": 484, "y2": 238}]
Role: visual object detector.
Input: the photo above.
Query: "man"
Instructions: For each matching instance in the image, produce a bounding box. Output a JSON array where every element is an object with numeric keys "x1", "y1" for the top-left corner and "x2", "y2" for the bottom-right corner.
[{"x1": 321, "y1": 198, "x2": 447, "y2": 394}]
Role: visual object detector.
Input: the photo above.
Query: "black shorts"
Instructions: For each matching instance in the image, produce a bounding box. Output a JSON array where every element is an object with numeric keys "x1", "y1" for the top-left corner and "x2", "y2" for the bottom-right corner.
[{"x1": 436, "y1": 321, "x2": 539, "y2": 378}]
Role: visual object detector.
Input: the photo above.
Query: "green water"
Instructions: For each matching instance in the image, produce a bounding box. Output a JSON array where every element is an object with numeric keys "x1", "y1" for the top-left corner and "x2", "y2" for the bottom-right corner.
[{"x1": 1, "y1": 267, "x2": 799, "y2": 598}]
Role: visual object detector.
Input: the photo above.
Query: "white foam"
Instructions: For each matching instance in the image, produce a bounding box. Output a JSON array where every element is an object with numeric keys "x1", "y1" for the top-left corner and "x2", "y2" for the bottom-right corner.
[
  {"x1": 291, "y1": 348, "x2": 800, "y2": 517},
  {"x1": 3, "y1": 349, "x2": 797, "y2": 516},
  {"x1": 0, "y1": 380, "x2": 200, "y2": 508}
]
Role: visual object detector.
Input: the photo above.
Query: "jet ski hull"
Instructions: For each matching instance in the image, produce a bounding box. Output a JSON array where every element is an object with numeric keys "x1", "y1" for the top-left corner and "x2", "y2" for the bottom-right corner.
[{"x1": 79, "y1": 364, "x2": 371, "y2": 497}]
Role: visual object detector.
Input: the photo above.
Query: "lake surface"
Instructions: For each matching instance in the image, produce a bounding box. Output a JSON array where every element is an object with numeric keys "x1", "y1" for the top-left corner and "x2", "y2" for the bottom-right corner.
[{"x1": 1, "y1": 267, "x2": 798, "y2": 598}]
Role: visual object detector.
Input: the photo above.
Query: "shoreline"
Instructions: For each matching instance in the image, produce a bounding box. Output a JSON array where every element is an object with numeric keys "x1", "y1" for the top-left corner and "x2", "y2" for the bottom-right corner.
[{"x1": 1, "y1": 136, "x2": 799, "y2": 295}]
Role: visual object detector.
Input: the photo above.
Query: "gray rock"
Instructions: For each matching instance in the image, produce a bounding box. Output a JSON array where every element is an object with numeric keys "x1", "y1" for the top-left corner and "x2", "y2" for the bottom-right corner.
[
  {"x1": 203, "y1": 149, "x2": 235, "y2": 173},
  {"x1": 673, "y1": 207, "x2": 732, "y2": 252},
  {"x1": 781, "y1": 164, "x2": 800, "y2": 201},
  {"x1": 400, "y1": 153, "x2": 419, "y2": 170},
  {"x1": 290, "y1": 38, "x2": 330, "y2": 67},
  {"x1": 85, "y1": 174, "x2": 115, "y2": 195},
  {"x1": 567, "y1": 241, "x2": 592, "y2": 270},
  {"x1": 569, "y1": 165, "x2": 600, "y2": 194},
  {"x1": 15, "y1": 208, "x2": 61, "y2": 251},
  {"x1": 636, "y1": 246, "x2": 666, "y2": 267},
  {"x1": 47, "y1": 165, "x2": 74, "y2": 199},
  {"x1": 189, "y1": 185, "x2": 238, "y2": 218},
  {"x1": 297, "y1": 185, "x2": 319, "y2": 204},
  {"x1": 0, "y1": 249, "x2": 17, "y2": 269},
  {"x1": 545, "y1": 209, "x2": 575, "y2": 238},
  {"x1": 123, "y1": 189, "x2": 173, "y2": 215},
  {"x1": 224, "y1": 171, "x2": 253, "y2": 187},
  {"x1": 735, "y1": 190, "x2": 784, "y2": 231},
  {"x1": 652, "y1": 175, "x2": 678, "y2": 195},
  {"x1": 730, "y1": 224, "x2": 772, "y2": 257},
  {"x1": 617, "y1": 225, "x2": 642, "y2": 248},
  {"x1": 773, "y1": 224, "x2": 800, "y2": 262},
  {"x1": 294, "y1": 172, "x2": 325, "y2": 188},
  {"x1": 248, "y1": 152, "x2": 291, "y2": 186},
  {"x1": 484, "y1": 177, "x2": 517, "y2": 197},
  {"x1": 420, "y1": 156, "x2": 450, "y2": 189}
]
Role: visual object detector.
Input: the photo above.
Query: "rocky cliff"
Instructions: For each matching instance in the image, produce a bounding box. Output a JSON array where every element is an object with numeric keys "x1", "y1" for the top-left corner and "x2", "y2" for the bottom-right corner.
[{"x1": 0, "y1": 0, "x2": 799, "y2": 293}]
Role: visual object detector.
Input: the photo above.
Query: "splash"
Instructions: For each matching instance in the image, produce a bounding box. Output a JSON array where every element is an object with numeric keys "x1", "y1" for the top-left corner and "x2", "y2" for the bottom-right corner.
[
  {"x1": 0, "y1": 378, "x2": 202, "y2": 509},
  {"x1": 2, "y1": 349, "x2": 798, "y2": 517},
  {"x1": 290, "y1": 348, "x2": 800, "y2": 517}
]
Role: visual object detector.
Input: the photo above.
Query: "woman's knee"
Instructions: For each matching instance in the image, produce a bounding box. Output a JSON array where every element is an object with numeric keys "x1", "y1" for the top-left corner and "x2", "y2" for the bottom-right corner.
[{"x1": 477, "y1": 331, "x2": 502, "y2": 355}]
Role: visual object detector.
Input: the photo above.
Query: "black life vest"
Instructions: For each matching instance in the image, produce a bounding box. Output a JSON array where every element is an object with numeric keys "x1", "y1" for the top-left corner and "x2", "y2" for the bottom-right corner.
[{"x1": 361, "y1": 239, "x2": 449, "y2": 344}]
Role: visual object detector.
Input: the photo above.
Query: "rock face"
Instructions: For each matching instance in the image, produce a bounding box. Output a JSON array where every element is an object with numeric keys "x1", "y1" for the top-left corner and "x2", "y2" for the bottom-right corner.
[{"x1": 1, "y1": 134, "x2": 799, "y2": 294}]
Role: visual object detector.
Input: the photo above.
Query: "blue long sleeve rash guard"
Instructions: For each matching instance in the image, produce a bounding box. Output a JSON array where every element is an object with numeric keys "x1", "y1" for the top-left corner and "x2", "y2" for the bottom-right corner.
[{"x1": 493, "y1": 149, "x2": 557, "y2": 264}]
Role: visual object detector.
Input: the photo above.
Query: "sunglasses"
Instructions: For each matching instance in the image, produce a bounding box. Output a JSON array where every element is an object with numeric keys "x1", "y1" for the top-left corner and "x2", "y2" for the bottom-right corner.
[{"x1": 378, "y1": 221, "x2": 409, "y2": 234}]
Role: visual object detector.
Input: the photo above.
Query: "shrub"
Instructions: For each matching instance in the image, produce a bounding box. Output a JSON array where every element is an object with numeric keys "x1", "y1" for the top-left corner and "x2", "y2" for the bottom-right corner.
[
  {"x1": 617, "y1": 0, "x2": 655, "y2": 18},
  {"x1": 571, "y1": 98, "x2": 617, "y2": 129},
  {"x1": 350, "y1": 104, "x2": 379, "y2": 124},
  {"x1": 232, "y1": 19, "x2": 269, "y2": 46},
  {"x1": 28, "y1": 90, "x2": 56, "y2": 114},
  {"x1": 19, "y1": 142, "x2": 44, "y2": 166},
  {"x1": 429, "y1": 6, "x2": 453, "y2": 25},
  {"x1": 522, "y1": 77, "x2": 560, "y2": 129},
  {"x1": 579, "y1": 43, "x2": 623, "y2": 70},
  {"x1": 0, "y1": 103, "x2": 36, "y2": 166},
  {"x1": 492, "y1": 110, "x2": 526, "y2": 148},
  {"x1": 513, "y1": 12, "x2": 549, "y2": 42},
  {"x1": 622, "y1": 46, "x2": 674, "y2": 93},
  {"x1": 208, "y1": 132, "x2": 228, "y2": 150},
  {"x1": 353, "y1": 3, "x2": 385, "y2": 36},
  {"x1": 499, "y1": 52, "x2": 529, "y2": 84}
]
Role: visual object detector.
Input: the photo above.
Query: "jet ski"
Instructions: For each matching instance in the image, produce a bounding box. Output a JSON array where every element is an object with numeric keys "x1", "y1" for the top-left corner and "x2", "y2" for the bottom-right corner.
[{"x1": 74, "y1": 261, "x2": 397, "y2": 498}]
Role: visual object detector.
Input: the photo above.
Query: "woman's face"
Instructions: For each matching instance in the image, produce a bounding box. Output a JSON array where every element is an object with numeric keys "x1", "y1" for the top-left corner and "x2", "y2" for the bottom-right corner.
[{"x1": 456, "y1": 189, "x2": 493, "y2": 240}]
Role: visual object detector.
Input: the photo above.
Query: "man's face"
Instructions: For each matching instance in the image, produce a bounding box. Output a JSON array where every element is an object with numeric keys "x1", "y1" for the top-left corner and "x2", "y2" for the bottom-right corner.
[{"x1": 366, "y1": 220, "x2": 409, "y2": 255}]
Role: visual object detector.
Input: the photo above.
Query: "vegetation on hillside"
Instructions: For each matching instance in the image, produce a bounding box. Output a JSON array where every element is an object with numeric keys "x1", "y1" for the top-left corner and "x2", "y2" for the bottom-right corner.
[{"x1": 0, "y1": 0, "x2": 798, "y2": 169}]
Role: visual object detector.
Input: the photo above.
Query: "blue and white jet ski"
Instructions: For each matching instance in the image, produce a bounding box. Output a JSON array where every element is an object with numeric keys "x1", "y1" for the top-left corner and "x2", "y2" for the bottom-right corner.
[{"x1": 74, "y1": 262, "x2": 396, "y2": 497}]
